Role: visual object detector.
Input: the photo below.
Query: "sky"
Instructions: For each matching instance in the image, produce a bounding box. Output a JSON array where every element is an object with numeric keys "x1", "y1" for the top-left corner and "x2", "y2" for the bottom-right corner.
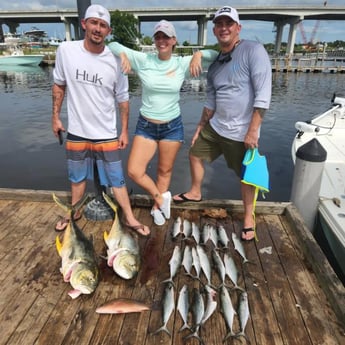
[{"x1": 0, "y1": 1, "x2": 344, "y2": 45}]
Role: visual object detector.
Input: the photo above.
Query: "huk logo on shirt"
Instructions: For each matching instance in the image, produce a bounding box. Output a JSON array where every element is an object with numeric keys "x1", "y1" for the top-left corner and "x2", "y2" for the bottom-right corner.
[{"x1": 75, "y1": 69, "x2": 103, "y2": 85}]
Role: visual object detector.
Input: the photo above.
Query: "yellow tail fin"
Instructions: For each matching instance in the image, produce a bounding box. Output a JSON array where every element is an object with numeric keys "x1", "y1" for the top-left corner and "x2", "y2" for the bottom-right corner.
[
  {"x1": 102, "y1": 192, "x2": 118, "y2": 213},
  {"x1": 103, "y1": 231, "x2": 109, "y2": 242},
  {"x1": 55, "y1": 235, "x2": 63, "y2": 255}
]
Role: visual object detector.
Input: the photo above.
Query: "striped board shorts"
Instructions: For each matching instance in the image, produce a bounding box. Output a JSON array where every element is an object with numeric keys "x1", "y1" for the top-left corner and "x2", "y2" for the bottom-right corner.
[{"x1": 65, "y1": 133, "x2": 126, "y2": 188}]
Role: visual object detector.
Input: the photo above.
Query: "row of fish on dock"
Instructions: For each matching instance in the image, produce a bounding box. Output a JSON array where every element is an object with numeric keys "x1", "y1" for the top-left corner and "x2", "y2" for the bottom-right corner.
[
  {"x1": 53, "y1": 192, "x2": 141, "y2": 299},
  {"x1": 53, "y1": 192, "x2": 252, "y2": 341},
  {"x1": 153, "y1": 216, "x2": 252, "y2": 343}
]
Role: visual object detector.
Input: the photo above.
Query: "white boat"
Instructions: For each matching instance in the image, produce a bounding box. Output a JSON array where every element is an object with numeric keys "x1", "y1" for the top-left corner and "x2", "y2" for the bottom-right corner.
[
  {"x1": 24, "y1": 27, "x2": 47, "y2": 37},
  {"x1": 4, "y1": 32, "x2": 23, "y2": 44},
  {"x1": 291, "y1": 95, "x2": 345, "y2": 279},
  {"x1": 48, "y1": 37, "x2": 62, "y2": 46},
  {"x1": 0, "y1": 49, "x2": 44, "y2": 66}
]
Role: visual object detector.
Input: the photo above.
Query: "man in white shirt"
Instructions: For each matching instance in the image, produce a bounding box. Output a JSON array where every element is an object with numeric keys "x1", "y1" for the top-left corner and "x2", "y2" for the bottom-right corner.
[{"x1": 52, "y1": 4, "x2": 150, "y2": 236}]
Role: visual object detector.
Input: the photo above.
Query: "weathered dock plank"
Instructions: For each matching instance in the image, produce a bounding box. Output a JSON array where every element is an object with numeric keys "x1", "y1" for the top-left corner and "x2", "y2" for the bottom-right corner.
[
  {"x1": 232, "y1": 216, "x2": 285, "y2": 345},
  {"x1": 268, "y1": 214, "x2": 342, "y2": 345},
  {"x1": 0, "y1": 189, "x2": 343, "y2": 345}
]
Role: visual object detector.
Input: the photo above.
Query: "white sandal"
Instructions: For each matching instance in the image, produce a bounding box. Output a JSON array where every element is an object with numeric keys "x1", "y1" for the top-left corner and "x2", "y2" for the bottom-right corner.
[{"x1": 151, "y1": 208, "x2": 165, "y2": 226}]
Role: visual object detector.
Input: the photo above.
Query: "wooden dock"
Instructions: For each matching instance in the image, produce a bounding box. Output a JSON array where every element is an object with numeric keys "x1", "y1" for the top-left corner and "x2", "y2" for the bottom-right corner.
[
  {"x1": 271, "y1": 56, "x2": 345, "y2": 73},
  {"x1": 0, "y1": 188, "x2": 344, "y2": 345}
]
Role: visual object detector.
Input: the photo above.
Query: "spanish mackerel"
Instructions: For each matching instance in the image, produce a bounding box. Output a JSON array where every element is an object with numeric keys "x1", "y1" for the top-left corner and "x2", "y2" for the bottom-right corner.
[
  {"x1": 196, "y1": 245, "x2": 212, "y2": 286},
  {"x1": 162, "y1": 245, "x2": 182, "y2": 286},
  {"x1": 236, "y1": 291, "x2": 250, "y2": 340},
  {"x1": 211, "y1": 249, "x2": 226, "y2": 287},
  {"x1": 223, "y1": 252, "x2": 244, "y2": 291},
  {"x1": 220, "y1": 285, "x2": 237, "y2": 341},
  {"x1": 181, "y1": 245, "x2": 193, "y2": 277},
  {"x1": 201, "y1": 285, "x2": 217, "y2": 325},
  {"x1": 152, "y1": 283, "x2": 175, "y2": 336},
  {"x1": 191, "y1": 246, "x2": 201, "y2": 279},
  {"x1": 171, "y1": 216, "x2": 182, "y2": 238},
  {"x1": 184, "y1": 287, "x2": 205, "y2": 344},
  {"x1": 191, "y1": 222, "x2": 200, "y2": 244},
  {"x1": 177, "y1": 284, "x2": 190, "y2": 332},
  {"x1": 232, "y1": 232, "x2": 250, "y2": 264},
  {"x1": 183, "y1": 219, "x2": 192, "y2": 238},
  {"x1": 217, "y1": 225, "x2": 230, "y2": 248}
]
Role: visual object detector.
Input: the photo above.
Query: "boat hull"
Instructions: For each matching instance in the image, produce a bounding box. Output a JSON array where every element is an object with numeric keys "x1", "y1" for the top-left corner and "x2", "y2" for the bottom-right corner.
[
  {"x1": 0, "y1": 55, "x2": 44, "y2": 66},
  {"x1": 317, "y1": 209, "x2": 345, "y2": 281},
  {"x1": 291, "y1": 96, "x2": 345, "y2": 280}
]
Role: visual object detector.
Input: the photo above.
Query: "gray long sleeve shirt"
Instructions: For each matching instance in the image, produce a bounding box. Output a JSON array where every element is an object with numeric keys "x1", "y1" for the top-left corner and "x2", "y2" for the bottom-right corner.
[{"x1": 206, "y1": 39, "x2": 272, "y2": 141}]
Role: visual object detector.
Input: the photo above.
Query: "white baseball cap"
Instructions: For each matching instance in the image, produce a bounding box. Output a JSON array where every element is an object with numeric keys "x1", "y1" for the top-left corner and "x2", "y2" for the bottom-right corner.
[
  {"x1": 84, "y1": 4, "x2": 111, "y2": 26},
  {"x1": 153, "y1": 20, "x2": 177, "y2": 38},
  {"x1": 213, "y1": 6, "x2": 240, "y2": 24}
]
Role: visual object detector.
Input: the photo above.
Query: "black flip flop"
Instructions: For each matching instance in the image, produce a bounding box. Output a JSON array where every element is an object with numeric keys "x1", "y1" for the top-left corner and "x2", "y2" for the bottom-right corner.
[
  {"x1": 173, "y1": 192, "x2": 202, "y2": 204},
  {"x1": 241, "y1": 228, "x2": 255, "y2": 241},
  {"x1": 54, "y1": 212, "x2": 82, "y2": 232},
  {"x1": 124, "y1": 223, "x2": 151, "y2": 237}
]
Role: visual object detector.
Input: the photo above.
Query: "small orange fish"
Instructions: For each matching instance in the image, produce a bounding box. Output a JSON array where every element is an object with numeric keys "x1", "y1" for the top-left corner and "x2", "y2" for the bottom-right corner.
[{"x1": 96, "y1": 298, "x2": 150, "y2": 314}]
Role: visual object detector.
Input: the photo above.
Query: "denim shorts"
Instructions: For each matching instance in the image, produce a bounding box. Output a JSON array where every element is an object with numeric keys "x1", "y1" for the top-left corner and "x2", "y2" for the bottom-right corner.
[{"x1": 134, "y1": 114, "x2": 184, "y2": 142}]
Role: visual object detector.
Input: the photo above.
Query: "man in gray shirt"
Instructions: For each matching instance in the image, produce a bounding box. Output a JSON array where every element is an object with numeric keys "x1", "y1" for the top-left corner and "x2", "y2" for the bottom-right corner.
[{"x1": 173, "y1": 6, "x2": 272, "y2": 241}]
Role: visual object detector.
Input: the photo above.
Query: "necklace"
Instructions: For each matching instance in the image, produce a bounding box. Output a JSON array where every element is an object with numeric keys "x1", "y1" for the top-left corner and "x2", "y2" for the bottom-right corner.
[{"x1": 217, "y1": 39, "x2": 241, "y2": 64}]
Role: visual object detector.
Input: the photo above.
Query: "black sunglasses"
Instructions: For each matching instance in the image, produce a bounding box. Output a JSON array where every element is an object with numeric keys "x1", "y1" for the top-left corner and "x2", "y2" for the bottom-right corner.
[{"x1": 216, "y1": 51, "x2": 232, "y2": 64}]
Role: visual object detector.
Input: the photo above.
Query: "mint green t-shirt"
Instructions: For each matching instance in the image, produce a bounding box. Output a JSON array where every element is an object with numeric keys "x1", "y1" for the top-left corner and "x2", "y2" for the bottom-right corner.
[{"x1": 108, "y1": 42, "x2": 217, "y2": 122}]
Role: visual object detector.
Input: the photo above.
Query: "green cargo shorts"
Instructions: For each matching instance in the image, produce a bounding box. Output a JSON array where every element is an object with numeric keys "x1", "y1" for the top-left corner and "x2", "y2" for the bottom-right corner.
[{"x1": 190, "y1": 123, "x2": 246, "y2": 177}]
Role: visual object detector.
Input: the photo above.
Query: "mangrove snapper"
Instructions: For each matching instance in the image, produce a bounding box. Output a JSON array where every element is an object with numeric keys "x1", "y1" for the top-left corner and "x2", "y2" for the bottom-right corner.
[{"x1": 96, "y1": 298, "x2": 150, "y2": 314}]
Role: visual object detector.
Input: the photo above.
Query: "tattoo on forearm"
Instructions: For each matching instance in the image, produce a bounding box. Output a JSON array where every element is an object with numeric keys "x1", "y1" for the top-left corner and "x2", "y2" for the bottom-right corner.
[
  {"x1": 199, "y1": 108, "x2": 213, "y2": 127},
  {"x1": 254, "y1": 107, "x2": 266, "y2": 118},
  {"x1": 52, "y1": 89, "x2": 64, "y2": 115}
]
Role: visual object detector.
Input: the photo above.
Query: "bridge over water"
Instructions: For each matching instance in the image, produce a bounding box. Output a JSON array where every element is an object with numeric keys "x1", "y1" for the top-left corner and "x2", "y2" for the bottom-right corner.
[{"x1": 1, "y1": 6, "x2": 344, "y2": 54}]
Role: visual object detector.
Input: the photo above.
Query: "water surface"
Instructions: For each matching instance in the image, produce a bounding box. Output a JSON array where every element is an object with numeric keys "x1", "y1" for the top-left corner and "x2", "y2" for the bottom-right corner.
[{"x1": 0, "y1": 65, "x2": 344, "y2": 203}]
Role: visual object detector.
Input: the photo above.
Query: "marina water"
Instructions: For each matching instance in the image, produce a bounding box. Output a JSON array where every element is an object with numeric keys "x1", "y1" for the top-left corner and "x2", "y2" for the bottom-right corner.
[
  {"x1": 0, "y1": 66, "x2": 344, "y2": 201},
  {"x1": 0, "y1": 66, "x2": 344, "y2": 202}
]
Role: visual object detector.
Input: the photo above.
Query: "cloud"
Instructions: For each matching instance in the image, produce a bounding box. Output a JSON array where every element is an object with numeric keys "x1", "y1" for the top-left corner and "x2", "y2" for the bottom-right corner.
[
  {"x1": 1, "y1": 1, "x2": 343, "y2": 44},
  {"x1": 0, "y1": 1, "x2": 342, "y2": 10}
]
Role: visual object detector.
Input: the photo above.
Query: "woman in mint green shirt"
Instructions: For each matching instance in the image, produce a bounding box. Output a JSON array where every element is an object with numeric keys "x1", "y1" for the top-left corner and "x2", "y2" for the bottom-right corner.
[{"x1": 108, "y1": 20, "x2": 217, "y2": 226}]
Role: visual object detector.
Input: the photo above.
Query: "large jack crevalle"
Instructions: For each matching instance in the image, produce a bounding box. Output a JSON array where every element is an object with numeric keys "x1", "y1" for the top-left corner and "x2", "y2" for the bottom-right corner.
[
  {"x1": 102, "y1": 192, "x2": 140, "y2": 279},
  {"x1": 53, "y1": 193, "x2": 99, "y2": 299}
]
